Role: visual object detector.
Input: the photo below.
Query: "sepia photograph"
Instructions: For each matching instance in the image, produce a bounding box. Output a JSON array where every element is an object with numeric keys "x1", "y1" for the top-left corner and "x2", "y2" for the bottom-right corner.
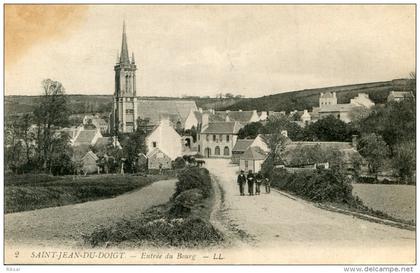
[{"x1": 2, "y1": 3, "x2": 417, "y2": 268}]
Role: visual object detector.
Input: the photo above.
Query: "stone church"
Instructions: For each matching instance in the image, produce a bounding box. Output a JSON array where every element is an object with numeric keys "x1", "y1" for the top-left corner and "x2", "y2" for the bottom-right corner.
[{"x1": 111, "y1": 23, "x2": 198, "y2": 134}]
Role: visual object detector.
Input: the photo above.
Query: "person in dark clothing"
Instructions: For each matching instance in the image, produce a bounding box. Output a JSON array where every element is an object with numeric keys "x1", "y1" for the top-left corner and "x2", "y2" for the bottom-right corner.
[
  {"x1": 255, "y1": 171, "x2": 263, "y2": 195},
  {"x1": 237, "y1": 170, "x2": 246, "y2": 196},
  {"x1": 247, "y1": 170, "x2": 255, "y2": 196},
  {"x1": 264, "y1": 176, "x2": 271, "y2": 193}
]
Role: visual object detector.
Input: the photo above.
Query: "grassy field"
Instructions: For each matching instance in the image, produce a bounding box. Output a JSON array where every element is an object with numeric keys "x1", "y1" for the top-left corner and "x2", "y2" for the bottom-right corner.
[
  {"x1": 352, "y1": 184, "x2": 416, "y2": 222},
  {"x1": 5, "y1": 173, "x2": 173, "y2": 213}
]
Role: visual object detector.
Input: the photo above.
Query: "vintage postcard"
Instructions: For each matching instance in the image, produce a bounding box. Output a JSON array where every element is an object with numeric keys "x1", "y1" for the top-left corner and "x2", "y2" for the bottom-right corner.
[{"x1": 3, "y1": 3, "x2": 416, "y2": 267}]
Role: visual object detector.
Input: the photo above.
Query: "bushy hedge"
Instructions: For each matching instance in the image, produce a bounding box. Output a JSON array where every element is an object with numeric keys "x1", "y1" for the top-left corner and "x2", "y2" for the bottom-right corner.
[
  {"x1": 84, "y1": 166, "x2": 222, "y2": 248},
  {"x1": 174, "y1": 167, "x2": 212, "y2": 198},
  {"x1": 271, "y1": 168, "x2": 360, "y2": 205}
]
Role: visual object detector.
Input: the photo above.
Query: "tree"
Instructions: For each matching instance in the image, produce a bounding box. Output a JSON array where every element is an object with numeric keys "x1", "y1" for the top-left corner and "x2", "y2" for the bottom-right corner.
[
  {"x1": 392, "y1": 141, "x2": 415, "y2": 184},
  {"x1": 33, "y1": 79, "x2": 70, "y2": 172},
  {"x1": 261, "y1": 115, "x2": 306, "y2": 141},
  {"x1": 49, "y1": 132, "x2": 75, "y2": 175},
  {"x1": 357, "y1": 133, "x2": 390, "y2": 174},
  {"x1": 359, "y1": 100, "x2": 415, "y2": 149},
  {"x1": 120, "y1": 127, "x2": 147, "y2": 173},
  {"x1": 305, "y1": 115, "x2": 356, "y2": 142},
  {"x1": 237, "y1": 122, "x2": 264, "y2": 139}
]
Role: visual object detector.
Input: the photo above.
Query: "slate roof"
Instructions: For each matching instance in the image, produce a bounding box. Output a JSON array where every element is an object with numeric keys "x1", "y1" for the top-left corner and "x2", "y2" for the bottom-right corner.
[
  {"x1": 278, "y1": 141, "x2": 361, "y2": 166},
  {"x1": 232, "y1": 139, "x2": 254, "y2": 152},
  {"x1": 201, "y1": 122, "x2": 242, "y2": 134},
  {"x1": 389, "y1": 91, "x2": 412, "y2": 98},
  {"x1": 82, "y1": 151, "x2": 99, "y2": 162},
  {"x1": 214, "y1": 111, "x2": 255, "y2": 124},
  {"x1": 320, "y1": 92, "x2": 335, "y2": 98},
  {"x1": 136, "y1": 100, "x2": 197, "y2": 127},
  {"x1": 74, "y1": 130, "x2": 98, "y2": 146},
  {"x1": 240, "y1": 146, "x2": 268, "y2": 160},
  {"x1": 146, "y1": 147, "x2": 170, "y2": 159},
  {"x1": 319, "y1": 104, "x2": 359, "y2": 113}
]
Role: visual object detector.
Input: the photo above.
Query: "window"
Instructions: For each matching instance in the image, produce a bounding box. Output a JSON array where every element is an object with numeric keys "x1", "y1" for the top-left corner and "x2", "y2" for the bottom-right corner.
[
  {"x1": 198, "y1": 145, "x2": 201, "y2": 152},
  {"x1": 197, "y1": 134, "x2": 200, "y2": 141},
  {"x1": 226, "y1": 135, "x2": 230, "y2": 142},
  {"x1": 215, "y1": 146, "x2": 220, "y2": 155},
  {"x1": 213, "y1": 135, "x2": 216, "y2": 141},
  {"x1": 152, "y1": 141, "x2": 157, "y2": 148},
  {"x1": 206, "y1": 135, "x2": 209, "y2": 142},
  {"x1": 245, "y1": 160, "x2": 248, "y2": 168},
  {"x1": 126, "y1": 109, "x2": 134, "y2": 114},
  {"x1": 224, "y1": 146, "x2": 230, "y2": 156},
  {"x1": 219, "y1": 134, "x2": 223, "y2": 141}
]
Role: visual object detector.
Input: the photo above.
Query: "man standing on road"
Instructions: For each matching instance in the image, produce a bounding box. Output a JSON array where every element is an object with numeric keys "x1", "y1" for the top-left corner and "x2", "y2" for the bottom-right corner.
[
  {"x1": 255, "y1": 171, "x2": 263, "y2": 195},
  {"x1": 264, "y1": 176, "x2": 271, "y2": 193},
  {"x1": 237, "y1": 170, "x2": 246, "y2": 196},
  {"x1": 247, "y1": 170, "x2": 255, "y2": 196}
]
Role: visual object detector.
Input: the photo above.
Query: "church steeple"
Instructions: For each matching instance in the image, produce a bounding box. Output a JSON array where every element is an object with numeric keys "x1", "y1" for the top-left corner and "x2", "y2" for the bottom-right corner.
[{"x1": 120, "y1": 21, "x2": 130, "y2": 65}]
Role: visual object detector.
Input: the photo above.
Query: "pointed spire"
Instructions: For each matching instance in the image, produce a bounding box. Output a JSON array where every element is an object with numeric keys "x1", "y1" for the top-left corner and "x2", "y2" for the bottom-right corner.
[
  {"x1": 120, "y1": 20, "x2": 130, "y2": 65},
  {"x1": 131, "y1": 52, "x2": 135, "y2": 64}
]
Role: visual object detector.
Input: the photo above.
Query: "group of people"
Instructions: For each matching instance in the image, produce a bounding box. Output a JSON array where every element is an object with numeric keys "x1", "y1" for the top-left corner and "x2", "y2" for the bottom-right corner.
[{"x1": 236, "y1": 170, "x2": 271, "y2": 196}]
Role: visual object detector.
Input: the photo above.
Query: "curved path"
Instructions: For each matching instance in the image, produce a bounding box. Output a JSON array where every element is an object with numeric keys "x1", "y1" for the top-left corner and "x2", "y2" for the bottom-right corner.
[
  {"x1": 5, "y1": 179, "x2": 177, "y2": 248},
  {"x1": 205, "y1": 159, "x2": 415, "y2": 264}
]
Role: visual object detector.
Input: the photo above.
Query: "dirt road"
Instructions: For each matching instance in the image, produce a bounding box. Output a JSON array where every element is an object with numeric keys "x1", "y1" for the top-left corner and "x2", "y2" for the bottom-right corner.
[
  {"x1": 5, "y1": 179, "x2": 177, "y2": 248},
  {"x1": 206, "y1": 159, "x2": 416, "y2": 263}
]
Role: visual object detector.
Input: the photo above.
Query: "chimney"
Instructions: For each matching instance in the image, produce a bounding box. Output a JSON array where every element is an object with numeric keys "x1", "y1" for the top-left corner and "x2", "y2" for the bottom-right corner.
[
  {"x1": 225, "y1": 115, "x2": 230, "y2": 122},
  {"x1": 352, "y1": 135, "x2": 358, "y2": 148},
  {"x1": 209, "y1": 109, "x2": 215, "y2": 114}
]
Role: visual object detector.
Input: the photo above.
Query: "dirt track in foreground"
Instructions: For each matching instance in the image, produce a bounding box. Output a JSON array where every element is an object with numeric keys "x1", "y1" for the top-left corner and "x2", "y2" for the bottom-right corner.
[
  {"x1": 5, "y1": 179, "x2": 177, "y2": 248},
  {"x1": 205, "y1": 159, "x2": 415, "y2": 263}
]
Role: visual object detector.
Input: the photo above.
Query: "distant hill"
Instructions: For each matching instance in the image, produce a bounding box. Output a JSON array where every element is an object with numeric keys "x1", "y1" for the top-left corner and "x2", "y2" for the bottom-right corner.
[
  {"x1": 4, "y1": 94, "x2": 242, "y2": 116},
  {"x1": 5, "y1": 79, "x2": 413, "y2": 116},
  {"x1": 221, "y1": 79, "x2": 413, "y2": 113}
]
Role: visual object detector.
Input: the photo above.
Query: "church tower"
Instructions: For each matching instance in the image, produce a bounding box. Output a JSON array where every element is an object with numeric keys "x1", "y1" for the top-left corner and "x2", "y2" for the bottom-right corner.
[{"x1": 112, "y1": 22, "x2": 138, "y2": 133}]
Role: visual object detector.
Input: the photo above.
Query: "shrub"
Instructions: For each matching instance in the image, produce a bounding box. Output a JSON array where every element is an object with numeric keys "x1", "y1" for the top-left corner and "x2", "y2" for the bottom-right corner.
[
  {"x1": 271, "y1": 168, "x2": 359, "y2": 205},
  {"x1": 172, "y1": 157, "x2": 186, "y2": 169},
  {"x1": 174, "y1": 167, "x2": 212, "y2": 198}
]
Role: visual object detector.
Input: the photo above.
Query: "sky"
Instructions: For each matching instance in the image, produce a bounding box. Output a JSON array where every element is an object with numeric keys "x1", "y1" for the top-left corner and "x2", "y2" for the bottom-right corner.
[{"x1": 5, "y1": 5, "x2": 416, "y2": 97}]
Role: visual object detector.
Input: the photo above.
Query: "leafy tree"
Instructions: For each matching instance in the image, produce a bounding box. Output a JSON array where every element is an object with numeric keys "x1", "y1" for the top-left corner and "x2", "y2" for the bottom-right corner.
[
  {"x1": 392, "y1": 141, "x2": 416, "y2": 183},
  {"x1": 305, "y1": 115, "x2": 355, "y2": 142},
  {"x1": 359, "y1": 100, "x2": 415, "y2": 150},
  {"x1": 261, "y1": 115, "x2": 306, "y2": 141},
  {"x1": 357, "y1": 133, "x2": 390, "y2": 174},
  {"x1": 120, "y1": 128, "x2": 147, "y2": 173},
  {"x1": 237, "y1": 122, "x2": 264, "y2": 139},
  {"x1": 33, "y1": 79, "x2": 70, "y2": 172}
]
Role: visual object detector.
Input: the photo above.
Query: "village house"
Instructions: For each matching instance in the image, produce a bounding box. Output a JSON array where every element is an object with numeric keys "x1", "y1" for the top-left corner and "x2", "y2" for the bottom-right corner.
[
  {"x1": 231, "y1": 134, "x2": 270, "y2": 164},
  {"x1": 311, "y1": 92, "x2": 375, "y2": 123},
  {"x1": 110, "y1": 23, "x2": 198, "y2": 133},
  {"x1": 146, "y1": 148, "x2": 172, "y2": 170},
  {"x1": 198, "y1": 113, "x2": 242, "y2": 158},
  {"x1": 83, "y1": 114, "x2": 109, "y2": 134},
  {"x1": 275, "y1": 140, "x2": 367, "y2": 175},
  {"x1": 145, "y1": 117, "x2": 183, "y2": 161},
  {"x1": 387, "y1": 91, "x2": 413, "y2": 102},
  {"x1": 239, "y1": 146, "x2": 269, "y2": 173},
  {"x1": 185, "y1": 108, "x2": 260, "y2": 131}
]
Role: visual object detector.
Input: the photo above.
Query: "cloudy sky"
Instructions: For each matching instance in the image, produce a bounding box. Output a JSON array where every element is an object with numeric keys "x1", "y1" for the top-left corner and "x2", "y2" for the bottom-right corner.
[{"x1": 5, "y1": 5, "x2": 415, "y2": 97}]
